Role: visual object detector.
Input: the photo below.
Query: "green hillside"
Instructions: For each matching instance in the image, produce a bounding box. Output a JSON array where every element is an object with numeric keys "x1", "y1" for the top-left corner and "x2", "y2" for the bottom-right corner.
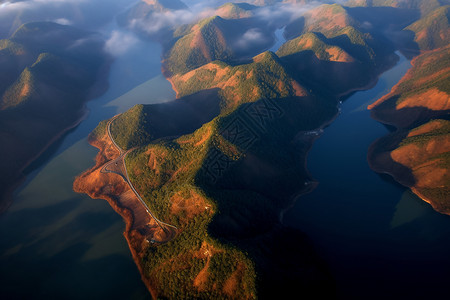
[
  {"x1": 170, "y1": 51, "x2": 310, "y2": 109},
  {"x1": 405, "y1": 5, "x2": 450, "y2": 50},
  {"x1": 374, "y1": 45, "x2": 450, "y2": 108},
  {"x1": 0, "y1": 21, "x2": 108, "y2": 210},
  {"x1": 0, "y1": 39, "x2": 26, "y2": 55},
  {"x1": 303, "y1": 4, "x2": 358, "y2": 38},
  {"x1": 277, "y1": 32, "x2": 357, "y2": 62},
  {"x1": 1, "y1": 67, "x2": 35, "y2": 110},
  {"x1": 164, "y1": 16, "x2": 233, "y2": 75},
  {"x1": 215, "y1": 2, "x2": 257, "y2": 19},
  {"x1": 105, "y1": 83, "x2": 337, "y2": 300},
  {"x1": 110, "y1": 89, "x2": 221, "y2": 150}
]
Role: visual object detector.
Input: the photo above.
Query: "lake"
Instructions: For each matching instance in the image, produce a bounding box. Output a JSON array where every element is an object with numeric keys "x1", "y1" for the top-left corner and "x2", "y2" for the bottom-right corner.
[
  {"x1": 0, "y1": 27, "x2": 175, "y2": 299},
  {"x1": 1, "y1": 13, "x2": 449, "y2": 299},
  {"x1": 284, "y1": 53, "x2": 450, "y2": 299}
]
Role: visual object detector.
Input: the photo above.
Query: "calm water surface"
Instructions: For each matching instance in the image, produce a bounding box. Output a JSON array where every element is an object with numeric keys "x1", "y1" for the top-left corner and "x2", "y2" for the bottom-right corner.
[
  {"x1": 0, "y1": 28, "x2": 175, "y2": 299},
  {"x1": 269, "y1": 27, "x2": 286, "y2": 52},
  {"x1": 285, "y1": 53, "x2": 450, "y2": 299}
]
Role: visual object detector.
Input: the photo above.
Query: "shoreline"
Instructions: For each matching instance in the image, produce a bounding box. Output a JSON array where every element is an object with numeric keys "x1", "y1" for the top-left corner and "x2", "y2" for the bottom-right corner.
[
  {"x1": 367, "y1": 134, "x2": 450, "y2": 216},
  {"x1": 0, "y1": 108, "x2": 88, "y2": 214},
  {"x1": 74, "y1": 50, "x2": 422, "y2": 297},
  {"x1": 73, "y1": 131, "x2": 164, "y2": 298},
  {"x1": 0, "y1": 58, "x2": 112, "y2": 214},
  {"x1": 280, "y1": 56, "x2": 401, "y2": 223},
  {"x1": 366, "y1": 48, "x2": 450, "y2": 216}
]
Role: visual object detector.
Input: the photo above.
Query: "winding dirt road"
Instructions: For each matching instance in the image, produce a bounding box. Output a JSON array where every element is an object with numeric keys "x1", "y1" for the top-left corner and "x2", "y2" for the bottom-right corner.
[{"x1": 101, "y1": 115, "x2": 177, "y2": 244}]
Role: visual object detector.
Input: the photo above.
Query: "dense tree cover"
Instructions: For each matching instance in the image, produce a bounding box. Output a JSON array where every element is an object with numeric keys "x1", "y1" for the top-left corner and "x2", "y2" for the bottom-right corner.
[
  {"x1": 165, "y1": 16, "x2": 233, "y2": 75},
  {"x1": 114, "y1": 89, "x2": 337, "y2": 297},
  {"x1": 171, "y1": 51, "x2": 307, "y2": 111}
]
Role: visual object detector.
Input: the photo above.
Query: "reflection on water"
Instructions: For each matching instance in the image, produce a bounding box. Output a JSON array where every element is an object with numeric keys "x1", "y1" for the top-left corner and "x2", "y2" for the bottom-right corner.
[
  {"x1": 285, "y1": 53, "x2": 450, "y2": 299},
  {"x1": 268, "y1": 27, "x2": 286, "y2": 53},
  {"x1": 0, "y1": 23, "x2": 175, "y2": 299},
  {"x1": 106, "y1": 75, "x2": 173, "y2": 113},
  {"x1": 390, "y1": 190, "x2": 429, "y2": 229}
]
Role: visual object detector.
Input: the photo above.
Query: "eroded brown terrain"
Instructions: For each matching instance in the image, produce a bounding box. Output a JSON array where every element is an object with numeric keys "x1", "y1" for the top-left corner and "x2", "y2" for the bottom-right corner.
[{"x1": 73, "y1": 129, "x2": 170, "y2": 298}]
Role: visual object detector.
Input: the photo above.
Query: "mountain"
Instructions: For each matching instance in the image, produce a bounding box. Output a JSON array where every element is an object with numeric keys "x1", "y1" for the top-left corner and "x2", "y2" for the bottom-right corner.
[
  {"x1": 75, "y1": 1, "x2": 450, "y2": 298},
  {"x1": 285, "y1": 3, "x2": 358, "y2": 39},
  {"x1": 0, "y1": 22, "x2": 109, "y2": 212},
  {"x1": 304, "y1": 4, "x2": 358, "y2": 37},
  {"x1": 368, "y1": 44, "x2": 450, "y2": 215},
  {"x1": 214, "y1": 2, "x2": 257, "y2": 19},
  {"x1": 163, "y1": 13, "x2": 280, "y2": 75},
  {"x1": 388, "y1": 119, "x2": 449, "y2": 214},
  {"x1": 277, "y1": 23, "x2": 394, "y2": 96},
  {"x1": 109, "y1": 89, "x2": 221, "y2": 150},
  {"x1": 168, "y1": 50, "x2": 309, "y2": 109},
  {"x1": 252, "y1": 0, "x2": 331, "y2": 5},
  {"x1": 164, "y1": 16, "x2": 233, "y2": 75},
  {"x1": 347, "y1": 0, "x2": 449, "y2": 16},
  {"x1": 368, "y1": 45, "x2": 450, "y2": 127},
  {"x1": 277, "y1": 31, "x2": 355, "y2": 62},
  {"x1": 405, "y1": 5, "x2": 450, "y2": 50},
  {"x1": 78, "y1": 58, "x2": 337, "y2": 299}
]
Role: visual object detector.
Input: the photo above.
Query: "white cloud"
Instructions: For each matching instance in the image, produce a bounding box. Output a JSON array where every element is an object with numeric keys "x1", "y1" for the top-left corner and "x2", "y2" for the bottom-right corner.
[
  {"x1": 104, "y1": 30, "x2": 138, "y2": 56},
  {"x1": 53, "y1": 18, "x2": 72, "y2": 25},
  {"x1": 235, "y1": 28, "x2": 268, "y2": 49},
  {"x1": 129, "y1": 9, "x2": 196, "y2": 34}
]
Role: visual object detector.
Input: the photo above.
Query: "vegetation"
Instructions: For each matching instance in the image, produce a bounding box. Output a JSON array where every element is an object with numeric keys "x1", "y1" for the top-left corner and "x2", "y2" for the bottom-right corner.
[
  {"x1": 302, "y1": 4, "x2": 358, "y2": 38},
  {"x1": 1, "y1": 67, "x2": 35, "y2": 110},
  {"x1": 110, "y1": 105, "x2": 153, "y2": 150},
  {"x1": 0, "y1": 21, "x2": 108, "y2": 209},
  {"x1": 165, "y1": 16, "x2": 233, "y2": 75},
  {"x1": 215, "y1": 2, "x2": 257, "y2": 19},
  {"x1": 367, "y1": 3, "x2": 449, "y2": 215},
  {"x1": 0, "y1": 39, "x2": 26, "y2": 55},
  {"x1": 392, "y1": 45, "x2": 449, "y2": 105},
  {"x1": 396, "y1": 120, "x2": 450, "y2": 210},
  {"x1": 276, "y1": 31, "x2": 360, "y2": 63},
  {"x1": 103, "y1": 37, "x2": 339, "y2": 296},
  {"x1": 83, "y1": 1, "x2": 450, "y2": 297},
  {"x1": 171, "y1": 51, "x2": 308, "y2": 111},
  {"x1": 118, "y1": 89, "x2": 337, "y2": 297},
  {"x1": 406, "y1": 5, "x2": 450, "y2": 50},
  {"x1": 400, "y1": 119, "x2": 450, "y2": 147}
]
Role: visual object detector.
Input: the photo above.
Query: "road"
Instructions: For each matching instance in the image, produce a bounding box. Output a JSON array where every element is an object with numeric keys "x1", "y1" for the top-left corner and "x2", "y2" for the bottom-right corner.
[{"x1": 101, "y1": 115, "x2": 177, "y2": 243}]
